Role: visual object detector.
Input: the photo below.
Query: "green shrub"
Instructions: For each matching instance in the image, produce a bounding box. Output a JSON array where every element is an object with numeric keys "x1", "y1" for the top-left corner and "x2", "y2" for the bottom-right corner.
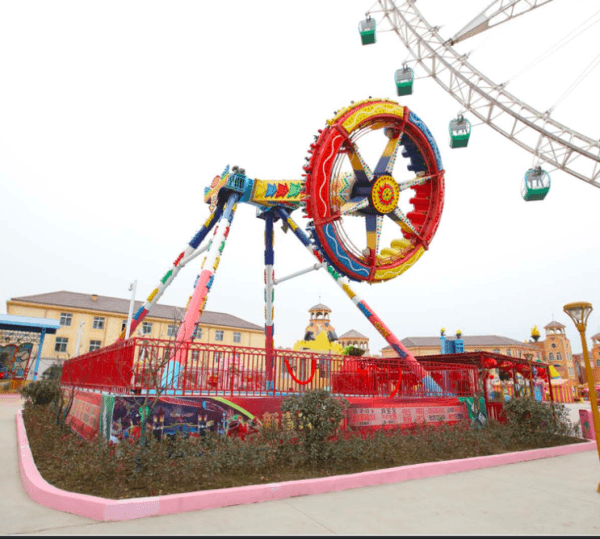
[
  {"x1": 503, "y1": 397, "x2": 576, "y2": 444},
  {"x1": 42, "y1": 364, "x2": 63, "y2": 380},
  {"x1": 19, "y1": 379, "x2": 60, "y2": 406},
  {"x1": 344, "y1": 345, "x2": 366, "y2": 357},
  {"x1": 280, "y1": 390, "x2": 349, "y2": 464}
]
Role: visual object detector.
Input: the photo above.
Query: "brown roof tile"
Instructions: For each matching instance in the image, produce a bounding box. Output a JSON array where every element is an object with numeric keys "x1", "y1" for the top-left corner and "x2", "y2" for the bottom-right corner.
[
  {"x1": 10, "y1": 291, "x2": 263, "y2": 331},
  {"x1": 338, "y1": 329, "x2": 369, "y2": 340},
  {"x1": 544, "y1": 320, "x2": 565, "y2": 329},
  {"x1": 309, "y1": 303, "x2": 331, "y2": 312}
]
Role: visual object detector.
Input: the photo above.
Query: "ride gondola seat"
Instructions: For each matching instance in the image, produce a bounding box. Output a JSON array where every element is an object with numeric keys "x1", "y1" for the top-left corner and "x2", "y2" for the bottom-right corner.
[
  {"x1": 449, "y1": 117, "x2": 471, "y2": 148},
  {"x1": 522, "y1": 167, "x2": 550, "y2": 201},
  {"x1": 395, "y1": 67, "x2": 414, "y2": 96},
  {"x1": 359, "y1": 17, "x2": 376, "y2": 45}
]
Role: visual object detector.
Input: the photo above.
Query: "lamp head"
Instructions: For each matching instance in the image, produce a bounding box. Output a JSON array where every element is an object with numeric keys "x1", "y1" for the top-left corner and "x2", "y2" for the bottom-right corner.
[{"x1": 563, "y1": 302, "x2": 593, "y2": 330}]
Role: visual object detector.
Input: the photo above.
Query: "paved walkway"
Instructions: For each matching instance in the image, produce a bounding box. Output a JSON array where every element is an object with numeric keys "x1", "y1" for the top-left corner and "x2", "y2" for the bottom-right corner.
[{"x1": 2, "y1": 396, "x2": 600, "y2": 535}]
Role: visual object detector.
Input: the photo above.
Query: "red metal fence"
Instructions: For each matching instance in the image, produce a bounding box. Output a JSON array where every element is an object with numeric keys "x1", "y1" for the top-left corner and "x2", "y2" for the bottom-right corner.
[{"x1": 61, "y1": 338, "x2": 481, "y2": 399}]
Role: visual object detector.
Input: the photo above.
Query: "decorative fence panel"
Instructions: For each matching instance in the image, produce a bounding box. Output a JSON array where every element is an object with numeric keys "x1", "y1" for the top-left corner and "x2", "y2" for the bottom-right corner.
[{"x1": 61, "y1": 338, "x2": 481, "y2": 400}]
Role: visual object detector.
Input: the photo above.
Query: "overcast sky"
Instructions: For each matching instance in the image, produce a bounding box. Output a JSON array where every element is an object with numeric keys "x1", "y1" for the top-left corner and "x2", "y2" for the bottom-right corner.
[{"x1": 1, "y1": 0, "x2": 598, "y2": 354}]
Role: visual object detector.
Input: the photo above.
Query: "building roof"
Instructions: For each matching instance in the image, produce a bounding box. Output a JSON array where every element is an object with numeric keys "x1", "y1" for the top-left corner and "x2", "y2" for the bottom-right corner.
[
  {"x1": 309, "y1": 303, "x2": 331, "y2": 312},
  {"x1": 0, "y1": 314, "x2": 61, "y2": 334},
  {"x1": 544, "y1": 320, "x2": 565, "y2": 329},
  {"x1": 338, "y1": 329, "x2": 368, "y2": 340},
  {"x1": 9, "y1": 291, "x2": 263, "y2": 331},
  {"x1": 382, "y1": 334, "x2": 539, "y2": 351}
]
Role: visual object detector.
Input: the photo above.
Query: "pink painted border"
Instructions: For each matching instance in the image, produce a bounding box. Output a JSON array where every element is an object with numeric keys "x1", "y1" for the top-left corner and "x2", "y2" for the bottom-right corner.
[{"x1": 16, "y1": 410, "x2": 596, "y2": 522}]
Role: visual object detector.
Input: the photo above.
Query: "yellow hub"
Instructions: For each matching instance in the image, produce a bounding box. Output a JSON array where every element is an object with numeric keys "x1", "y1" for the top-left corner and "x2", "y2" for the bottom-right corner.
[{"x1": 370, "y1": 175, "x2": 400, "y2": 214}]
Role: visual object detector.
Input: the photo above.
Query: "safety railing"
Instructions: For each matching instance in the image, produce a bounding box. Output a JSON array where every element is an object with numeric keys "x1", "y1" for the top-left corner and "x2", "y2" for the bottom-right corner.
[{"x1": 60, "y1": 338, "x2": 481, "y2": 399}]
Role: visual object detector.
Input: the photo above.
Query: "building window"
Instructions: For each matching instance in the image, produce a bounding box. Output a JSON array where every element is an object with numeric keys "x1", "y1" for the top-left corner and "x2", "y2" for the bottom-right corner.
[
  {"x1": 55, "y1": 337, "x2": 68, "y2": 353},
  {"x1": 193, "y1": 326, "x2": 202, "y2": 340},
  {"x1": 191, "y1": 350, "x2": 200, "y2": 362},
  {"x1": 167, "y1": 324, "x2": 176, "y2": 337},
  {"x1": 214, "y1": 351, "x2": 222, "y2": 363},
  {"x1": 92, "y1": 317, "x2": 105, "y2": 330},
  {"x1": 568, "y1": 368, "x2": 574, "y2": 377},
  {"x1": 60, "y1": 313, "x2": 72, "y2": 327},
  {"x1": 596, "y1": 360, "x2": 600, "y2": 368},
  {"x1": 215, "y1": 330, "x2": 224, "y2": 342},
  {"x1": 492, "y1": 349, "x2": 500, "y2": 353},
  {"x1": 121, "y1": 320, "x2": 128, "y2": 331},
  {"x1": 233, "y1": 332, "x2": 241, "y2": 344},
  {"x1": 557, "y1": 352, "x2": 562, "y2": 361},
  {"x1": 142, "y1": 322, "x2": 153, "y2": 335},
  {"x1": 506, "y1": 349, "x2": 511, "y2": 356},
  {"x1": 551, "y1": 343, "x2": 557, "y2": 349},
  {"x1": 89, "y1": 340, "x2": 101, "y2": 352},
  {"x1": 549, "y1": 353, "x2": 554, "y2": 361}
]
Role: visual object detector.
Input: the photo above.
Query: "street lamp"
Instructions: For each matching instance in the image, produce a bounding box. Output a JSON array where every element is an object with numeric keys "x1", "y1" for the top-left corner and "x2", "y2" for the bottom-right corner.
[
  {"x1": 563, "y1": 301, "x2": 600, "y2": 493},
  {"x1": 125, "y1": 280, "x2": 137, "y2": 340}
]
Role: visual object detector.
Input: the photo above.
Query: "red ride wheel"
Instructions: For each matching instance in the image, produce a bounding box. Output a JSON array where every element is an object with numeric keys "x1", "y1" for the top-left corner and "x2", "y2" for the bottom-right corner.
[{"x1": 304, "y1": 98, "x2": 445, "y2": 282}]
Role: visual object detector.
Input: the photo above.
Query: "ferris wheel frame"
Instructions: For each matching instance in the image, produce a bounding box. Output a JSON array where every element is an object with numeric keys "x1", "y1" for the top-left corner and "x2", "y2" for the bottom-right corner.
[{"x1": 373, "y1": 0, "x2": 600, "y2": 188}]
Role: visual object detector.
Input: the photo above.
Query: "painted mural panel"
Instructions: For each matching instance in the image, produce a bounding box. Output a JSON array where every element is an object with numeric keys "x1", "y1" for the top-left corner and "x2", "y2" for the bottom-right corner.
[
  {"x1": 458, "y1": 397, "x2": 487, "y2": 426},
  {"x1": 65, "y1": 391, "x2": 102, "y2": 440},
  {"x1": 107, "y1": 396, "x2": 269, "y2": 443},
  {"x1": 0, "y1": 343, "x2": 33, "y2": 379},
  {"x1": 347, "y1": 401, "x2": 466, "y2": 428}
]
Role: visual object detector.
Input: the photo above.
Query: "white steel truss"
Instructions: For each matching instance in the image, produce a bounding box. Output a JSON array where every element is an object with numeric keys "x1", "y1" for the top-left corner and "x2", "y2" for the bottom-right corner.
[
  {"x1": 449, "y1": 0, "x2": 555, "y2": 45},
  {"x1": 376, "y1": 0, "x2": 600, "y2": 188}
]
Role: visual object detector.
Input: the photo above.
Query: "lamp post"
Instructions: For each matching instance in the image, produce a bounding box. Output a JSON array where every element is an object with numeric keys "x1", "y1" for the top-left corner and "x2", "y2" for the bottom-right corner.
[
  {"x1": 74, "y1": 321, "x2": 85, "y2": 357},
  {"x1": 125, "y1": 280, "x2": 137, "y2": 340},
  {"x1": 563, "y1": 301, "x2": 600, "y2": 492}
]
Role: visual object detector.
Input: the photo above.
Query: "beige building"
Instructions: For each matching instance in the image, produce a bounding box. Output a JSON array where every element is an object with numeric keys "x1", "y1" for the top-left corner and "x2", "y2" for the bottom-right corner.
[
  {"x1": 7, "y1": 291, "x2": 265, "y2": 374},
  {"x1": 381, "y1": 334, "x2": 543, "y2": 360},
  {"x1": 541, "y1": 321, "x2": 575, "y2": 381},
  {"x1": 303, "y1": 303, "x2": 337, "y2": 342},
  {"x1": 338, "y1": 330, "x2": 370, "y2": 354}
]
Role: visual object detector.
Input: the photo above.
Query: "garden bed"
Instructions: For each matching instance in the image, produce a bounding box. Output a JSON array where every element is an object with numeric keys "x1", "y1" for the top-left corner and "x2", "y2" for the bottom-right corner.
[{"x1": 22, "y1": 396, "x2": 584, "y2": 501}]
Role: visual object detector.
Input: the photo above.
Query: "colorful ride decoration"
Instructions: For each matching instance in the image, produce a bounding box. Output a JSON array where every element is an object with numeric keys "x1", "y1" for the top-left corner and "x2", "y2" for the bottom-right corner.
[
  {"x1": 106, "y1": 98, "x2": 446, "y2": 395},
  {"x1": 359, "y1": 16, "x2": 376, "y2": 45},
  {"x1": 522, "y1": 166, "x2": 551, "y2": 201},
  {"x1": 0, "y1": 343, "x2": 33, "y2": 379},
  {"x1": 304, "y1": 98, "x2": 444, "y2": 283},
  {"x1": 449, "y1": 116, "x2": 471, "y2": 148}
]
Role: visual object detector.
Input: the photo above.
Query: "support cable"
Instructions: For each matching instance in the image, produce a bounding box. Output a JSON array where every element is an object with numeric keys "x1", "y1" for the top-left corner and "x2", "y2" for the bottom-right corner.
[{"x1": 504, "y1": 8, "x2": 600, "y2": 85}]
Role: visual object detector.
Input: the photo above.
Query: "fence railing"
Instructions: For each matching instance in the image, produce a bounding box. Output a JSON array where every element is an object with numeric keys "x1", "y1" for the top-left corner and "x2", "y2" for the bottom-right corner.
[{"x1": 60, "y1": 338, "x2": 481, "y2": 399}]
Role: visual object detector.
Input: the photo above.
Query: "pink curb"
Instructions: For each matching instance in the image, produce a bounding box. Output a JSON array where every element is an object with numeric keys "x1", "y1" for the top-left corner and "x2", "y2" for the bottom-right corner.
[{"x1": 16, "y1": 410, "x2": 597, "y2": 522}]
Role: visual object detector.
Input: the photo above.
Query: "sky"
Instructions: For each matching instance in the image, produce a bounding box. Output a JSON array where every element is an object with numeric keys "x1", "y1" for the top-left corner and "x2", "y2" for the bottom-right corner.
[{"x1": 1, "y1": 0, "x2": 599, "y2": 355}]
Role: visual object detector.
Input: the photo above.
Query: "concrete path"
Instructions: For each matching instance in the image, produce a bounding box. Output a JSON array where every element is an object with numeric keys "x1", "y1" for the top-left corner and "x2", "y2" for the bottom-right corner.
[{"x1": 3, "y1": 396, "x2": 600, "y2": 535}]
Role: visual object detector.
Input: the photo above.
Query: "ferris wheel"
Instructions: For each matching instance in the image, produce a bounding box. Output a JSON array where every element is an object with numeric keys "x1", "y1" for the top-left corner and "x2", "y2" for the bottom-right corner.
[{"x1": 358, "y1": 0, "x2": 600, "y2": 200}]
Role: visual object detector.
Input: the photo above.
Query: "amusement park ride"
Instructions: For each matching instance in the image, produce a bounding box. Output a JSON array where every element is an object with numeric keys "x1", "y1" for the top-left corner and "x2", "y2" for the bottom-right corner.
[
  {"x1": 58, "y1": 2, "x2": 579, "y2": 437},
  {"x1": 115, "y1": 98, "x2": 446, "y2": 395}
]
